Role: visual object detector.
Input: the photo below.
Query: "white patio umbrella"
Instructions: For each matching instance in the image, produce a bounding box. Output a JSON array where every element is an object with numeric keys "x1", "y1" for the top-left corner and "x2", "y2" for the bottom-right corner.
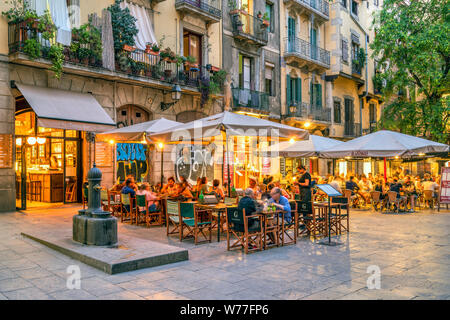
[
  {"x1": 269, "y1": 135, "x2": 344, "y2": 158},
  {"x1": 320, "y1": 130, "x2": 449, "y2": 182},
  {"x1": 148, "y1": 111, "x2": 309, "y2": 142},
  {"x1": 96, "y1": 118, "x2": 182, "y2": 142},
  {"x1": 320, "y1": 130, "x2": 449, "y2": 158}
]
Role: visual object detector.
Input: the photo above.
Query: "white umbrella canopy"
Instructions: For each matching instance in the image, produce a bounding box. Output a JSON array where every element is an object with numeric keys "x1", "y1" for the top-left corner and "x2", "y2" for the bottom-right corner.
[
  {"x1": 96, "y1": 118, "x2": 182, "y2": 142},
  {"x1": 269, "y1": 135, "x2": 344, "y2": 158},
  {"x1": 320, "y1": 130, "x2": 449, "y2": 158},
  {"x1": 149, "y1": 111, "x2": 309, "y2": 143}
]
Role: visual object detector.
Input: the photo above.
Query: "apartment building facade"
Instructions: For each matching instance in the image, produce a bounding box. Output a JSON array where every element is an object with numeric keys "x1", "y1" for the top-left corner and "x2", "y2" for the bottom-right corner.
[{"x1": 0, "y1": 0, "x2": 224, "y2": 211}]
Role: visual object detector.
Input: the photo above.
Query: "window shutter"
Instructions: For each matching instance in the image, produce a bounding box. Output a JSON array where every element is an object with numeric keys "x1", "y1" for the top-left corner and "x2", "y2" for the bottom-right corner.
[
  {"x1": 296, "y1": 78, "x2": 302, "y2": 103},
  {"x1": 310, "y1": 82, "x2": 314, "y2": 106},
  {"x1": 342, "y1": 39, "x2": 348, "y2": 63},
  {"x1": 316, "y1": 84, "x2": 322, "y2": 108},
  {"x1": 286, "y1": 75, "x2": 291, "y2": 105}
]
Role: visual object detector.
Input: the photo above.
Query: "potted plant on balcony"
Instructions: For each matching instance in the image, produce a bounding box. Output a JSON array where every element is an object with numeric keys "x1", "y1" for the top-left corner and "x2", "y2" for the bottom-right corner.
[
  {"x1": 48, "y1": 44, "x2": 64, "y2": 79},
  {"x1": 37, "y1": 10, "x2": 57, "y2": 40},
  {"x1": 228, "y1": 0, "x2": 240, "y2": 15},
  {"x1": 185, "y1": 55, "x2": 198, "y2": 69},
  {"x1": 262, "y1": 12, "x2": 270, "y2": 28},
  {"x1": 78, "y1": 47, "x2": 91, "y2": 66},
  {"x1": 23, "y1": 38, "x2": 41, "y2": 60},
  {"x1": 1, "y1": 0, "x2": 37, "y2": 24},
  {"x1": 117, "y1": 52, "x2": 132, "y2": 74}
]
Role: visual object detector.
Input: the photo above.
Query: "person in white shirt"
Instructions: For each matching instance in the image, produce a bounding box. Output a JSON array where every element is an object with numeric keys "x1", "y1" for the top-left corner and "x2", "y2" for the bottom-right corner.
[
  {"x1": 422, "y1": 178, "x2": 439, "y2": 198},
  {"x1": 328, "y1": 176, "x2": 342, "y2": 194}
]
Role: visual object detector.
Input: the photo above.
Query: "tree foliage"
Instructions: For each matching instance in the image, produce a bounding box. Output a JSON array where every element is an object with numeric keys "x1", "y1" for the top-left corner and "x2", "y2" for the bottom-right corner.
[{"x1": 370, "y1": 0, "x2": 450, "y2": 144}]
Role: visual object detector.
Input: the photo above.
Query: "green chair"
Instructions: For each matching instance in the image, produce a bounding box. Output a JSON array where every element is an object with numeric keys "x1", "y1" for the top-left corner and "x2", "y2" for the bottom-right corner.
[
  {"x1": 136, "y1": 194, "x2": 163, "y2": 227},
  {"x1": 225, "y1": 207, "x2": 263, "y2": 254},
  {"x1": 180, "y1": 202, "x2": 212, "y2": 244},
  {"x1": 120, "y1": 193, "x2": 134, "y2": 223},
  {"x1": 166, "y1": 200, "x2": 181, "y2": 236}
]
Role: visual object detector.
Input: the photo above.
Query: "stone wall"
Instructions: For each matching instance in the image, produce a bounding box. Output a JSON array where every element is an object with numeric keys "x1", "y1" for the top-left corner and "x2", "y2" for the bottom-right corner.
[{"x1": 0, "y1": 56, "x2": 15, "y2": 212}]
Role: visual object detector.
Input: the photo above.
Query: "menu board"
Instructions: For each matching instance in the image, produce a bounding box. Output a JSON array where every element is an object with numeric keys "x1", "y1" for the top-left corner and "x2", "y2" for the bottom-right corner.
[
  {"x1": 95, "y1": 142, "x2": 113, "y2": 167},
  {"x1": 0, "y1": 134, "x2": 12, "y2": 168},
  {"x1": 439, "y1": 167, "x2": 450, "y2": 204},
  {"x1": 317, "y1": 184, "x2": 343, "y2": 197}
]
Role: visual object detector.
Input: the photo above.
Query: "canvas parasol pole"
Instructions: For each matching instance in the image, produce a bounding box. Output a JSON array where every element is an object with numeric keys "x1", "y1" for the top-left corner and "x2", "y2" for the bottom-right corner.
[{"x1": 383, "y1": 157, "x2": 387, "y2": 183}]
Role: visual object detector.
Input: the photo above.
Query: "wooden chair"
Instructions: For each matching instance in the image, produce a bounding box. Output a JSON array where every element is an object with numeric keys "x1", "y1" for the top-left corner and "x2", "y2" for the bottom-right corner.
[
  {"x1": 298, "y1": 202, "x2": 326, "y2": 239},
  {"x1": 166, "y1": 200, "x2": 181, "y2": 236},
  {"x1": 279, "y1": 201, "x2": 298, "y2": 246},
  {"x1": 263, "y1": 210, "x2": 280, "y2": 250},
  {"x1": 120, "y1": 193, "x2": 134, "y2": 223},
  {"x1": 65, "y1": 181, "x2": 77, "y2": 202},
  {"x1": 370, "y1": 191, "x2": 384, "y2": 211},
  {"x1": 331, "y1": 196, "x2": 350, "y2": 234},
  {"x1": 226, "y1": 207, "x2": 263, "y2": 254},
  {"x1": 181, "y1": 202, "x2": 212, "y2": 244},
  {"x1": 386, "y1": 191, "x2": 405, "y2": 213},
  {"x1": 135, "y1": 194, "x2": 163, "y2": 227},
  {"x1": 423, "y1": 190, "x2": 436, "y2": 209}
]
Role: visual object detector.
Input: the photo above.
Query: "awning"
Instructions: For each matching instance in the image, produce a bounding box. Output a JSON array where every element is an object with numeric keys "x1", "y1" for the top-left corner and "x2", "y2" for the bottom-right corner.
[{"x1": 16, "y1": 83, "x2": 116, "y2": 132}]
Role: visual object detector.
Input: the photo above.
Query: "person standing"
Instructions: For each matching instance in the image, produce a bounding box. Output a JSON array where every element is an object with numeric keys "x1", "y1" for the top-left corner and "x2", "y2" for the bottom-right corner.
[{"x1": 296, "y1": 165, "x2": 312, "y2": 202}]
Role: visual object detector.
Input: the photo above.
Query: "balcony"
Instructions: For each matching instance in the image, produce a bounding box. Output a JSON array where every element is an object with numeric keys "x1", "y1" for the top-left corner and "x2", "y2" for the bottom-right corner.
[
  {"x1": 344, "y1": 123, "x2": 362, "y2": 137},
  {"x1": 8, "y1": 21, "x2": 213, "y2": 92},
  {"x1": 175, "y1": 0, "x2": 222, "y2": 24},
  {"x1": 232, "y1": 88, "x2": 269, "y2": 114},
  {"x1": 285, "y1": 102, "x2": 331, "y2": 123},
  {"x1": 283, "y1": 0, "x2": 329, "y2": 22},
  {"x1": 284, "y1": 37, "x2": 330, "y2": 72},
  {"x1": 352, "y1": 62, "x2": 362, "y2": 76},
  {"x1": 117, "y1": 47, "x2": 211, "y2": 88},
  {"x1": 230, "y1": 11, "x2": 268, "y2": 46}
]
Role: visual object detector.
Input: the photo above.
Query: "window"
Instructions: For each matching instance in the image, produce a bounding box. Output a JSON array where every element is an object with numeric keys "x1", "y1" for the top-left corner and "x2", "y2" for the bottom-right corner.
[
  {"x1": 369, "y1": 104, "x2": 376, "y2": 123},
  {"x1": 341, "y1": 39, "x2": 349, "y2": 63},
  {"x1": 117, "y1": 105, "x2": 150, "y2": 127},
  {"x1": 374, "y1": 0, "x2": 379, "y2": 6},
  {"x1": 334, "y1": 101, "x2": 342, "y2": 123},
  {"x1": 351, "y1": 0, "x2": 358, "y2": 16},
  {"x1": 239, "y1": 54, "x2": 252, "y2": 89},
  {"x1": 184, "y1": 30, "x2": 202, "y2": 67},
  {"x1": 341, "y1": 0, "x2": 347, "y2": 8},
  {"x1": 310, "y1": 83, "x2": 322, "y2": 108},
  {"x1": 265, "y1": 2, "x2": 274, "y2": 33},
  {"x1": 351, "y1": 41, "x2": 360, "y2": 62},
  {"x1": 286, "y1": 75, "x2": 301, "y2": 105},
  {"x1": 265, "y1": 65, "x2": 274, "y2": 96}
]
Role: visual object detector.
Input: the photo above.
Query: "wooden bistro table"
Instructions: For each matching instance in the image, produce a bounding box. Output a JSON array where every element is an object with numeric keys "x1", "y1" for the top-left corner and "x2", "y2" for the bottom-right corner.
[
  {"x1": 195, "y1": 202, "x2": 229, "y2": 242},
  {"x1": 313, "y1": 201, "x2": 346, "y2": 237}
]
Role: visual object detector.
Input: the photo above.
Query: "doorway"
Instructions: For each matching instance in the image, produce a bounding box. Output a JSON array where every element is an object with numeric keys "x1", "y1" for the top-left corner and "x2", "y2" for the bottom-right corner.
[{"x1": 15, "y1": 111, "x2": 82, "y2": 210}]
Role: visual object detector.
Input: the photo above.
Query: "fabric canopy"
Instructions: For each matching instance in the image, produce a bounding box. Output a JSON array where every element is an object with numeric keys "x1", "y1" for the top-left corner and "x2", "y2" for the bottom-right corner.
[
  {"x1": 97, "y1": 118, "x2": 182, "y2": 142},
  {"x1": 320, "y1": 130, "x2": 450, "y2": 158},
  {"x1": 149, "y1": 111, "x2": 309, "y2": 143},
  {"x1": 269, "y1": 135, "x2": 344, "y2": 158},
  {"x1": 120, "y1": 1, "x2": 157, "y2": 50},
  {"x1": 17, "y1": 83, "x2": 116, "y2": 133}
]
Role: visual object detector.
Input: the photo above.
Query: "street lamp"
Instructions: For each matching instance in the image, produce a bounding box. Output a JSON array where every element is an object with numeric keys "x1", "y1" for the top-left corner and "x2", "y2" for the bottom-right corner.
[
  {"x1": 289, "y1": 104, "x2": 297, "y2": 114},
  {"x1": 160, "y1": 85, "x2": 182, "y2": 111},
  {"x1": 158, "y1": 142, "x2": 165, "y2": 186}
]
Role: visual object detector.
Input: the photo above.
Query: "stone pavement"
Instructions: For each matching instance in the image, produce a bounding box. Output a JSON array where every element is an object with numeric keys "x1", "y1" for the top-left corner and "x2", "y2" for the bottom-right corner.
[{"x1": 0, "y1": 204, "x2": 449, "y2": 300}]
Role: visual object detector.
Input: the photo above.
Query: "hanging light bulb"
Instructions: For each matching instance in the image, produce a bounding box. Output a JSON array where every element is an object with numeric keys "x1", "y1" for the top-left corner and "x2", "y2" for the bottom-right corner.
[
  {"x1": 15, "y1": 138, "x2": 22, "y2": 146},
  {"x1": 37, "y1": 137, "x2": 46, "y2": 145}
]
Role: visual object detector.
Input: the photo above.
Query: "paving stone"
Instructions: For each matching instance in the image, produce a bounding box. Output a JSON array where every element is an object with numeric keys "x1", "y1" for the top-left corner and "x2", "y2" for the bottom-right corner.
[
  {"x1": 98, "y1": 290, "x2": 145, "y2": 300},
  {"x1": 79, "y1": 277, "x2": 124, "y2": 297},
  {"x1": 0, "y1": 278, "x2": 33, "y2": 292},
  {"x1": 145, "y1": 290, "x2": 190, "y2": 300},
  {"x1": 49, "y1": 289, "x2": 97, "y2": 300},
  {"x1": 3, "y1": 287, "x2": 52, "y2": 300},
  {"x1": 0, "y1": 269, "x2": 18, "y2": 281},
  {"x1": 30, "y1": 276, "x2": 69, "y2": 293},
  {"x1": 14, "y1": 267, "x2": 53, "y2": 280}
]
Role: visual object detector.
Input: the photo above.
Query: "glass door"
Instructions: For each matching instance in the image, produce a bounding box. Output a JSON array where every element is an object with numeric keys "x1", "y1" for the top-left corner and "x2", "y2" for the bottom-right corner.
[
  {"x1": 15, "y1": 139, "x2": 26, "y2": 210},
  {"x1": 64, "y1": 132, "x2": 80, "y2": 204}
]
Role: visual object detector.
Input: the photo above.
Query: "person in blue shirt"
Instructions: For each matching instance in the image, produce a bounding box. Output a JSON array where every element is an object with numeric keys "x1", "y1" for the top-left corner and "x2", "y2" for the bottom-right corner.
[
  {"x1": 269, "y1": 187, "x2": 292, "y2": 222},
  {"x1": 121, "y1": 179, "x2": 136, "y2": 212},
  {"x1": 345, "y1": 176, "x2": 360, "y2": 195}
]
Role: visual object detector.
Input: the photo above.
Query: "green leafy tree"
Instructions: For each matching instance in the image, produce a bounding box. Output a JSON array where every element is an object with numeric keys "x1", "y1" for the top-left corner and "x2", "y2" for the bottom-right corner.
[
  {"x1": 370, "y1": 0, "x2": 450, "y2": 144},
  {"x1": 107, "y1": 0, "x2": 138, "y2": 53}
]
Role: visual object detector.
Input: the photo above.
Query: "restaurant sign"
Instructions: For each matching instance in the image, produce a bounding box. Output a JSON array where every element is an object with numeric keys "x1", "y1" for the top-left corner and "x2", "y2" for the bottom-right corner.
[
  {"x1": 116, "y1": 143, "x2": 148, "y2": 183},
  {"x1": 439, "y1": 167, "x2": 450, "y2": 205},
  {"x1": 351, "y1": 151, "x2": 369, "y2": 157}
]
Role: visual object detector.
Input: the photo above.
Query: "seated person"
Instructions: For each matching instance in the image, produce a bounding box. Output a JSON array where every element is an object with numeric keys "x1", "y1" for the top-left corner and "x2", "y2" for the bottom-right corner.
[
  {"x1": 121, "y1": 178, "x2": 136, "y2": 211},
  {"x1": 274, "y1": 181, "x2": 291, "y2": 199},
  {"x1": 237, "y1": 189, "x2": 261, "y2": 236},
  {"x1": 198, "y1": 177, "x2": 210, "y2": 195},
  {"x1": 179, "y1": 176, "x2": 192, "y2": 190},
  {"x1": 328, "y1": 176, "x2": 342, "y2": 194},
  {"x1": 212, "y1": 179, "x2": 225, "y2": 200},
  {"x1": 175, "y1": 182, "x2": 194, "y2": 200},
  {"x1": 249, "y1": 177, "x2": 261, "y2": 198},
  {"x1": 389, "y1": 177, "x2": 407, "y2": 208},
  {"x1": 269, "y1": 187, "x2": 292, "y2": 223},
  {"x1": 136, "y1": 183, "x2": 159, "y2": 212},
  {"x1": 422, "y1": 177, "x2": 439, "y2": 198},
  {"x1": 346, "y1": 176, "x2": 360, "y2": 195},
  {"x1": 161, "y1": 177, "x2": 177, "y2": 196}
]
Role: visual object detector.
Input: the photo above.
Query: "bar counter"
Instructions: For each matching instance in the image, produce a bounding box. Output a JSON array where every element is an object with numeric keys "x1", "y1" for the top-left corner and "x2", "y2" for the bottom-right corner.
[{"x1": 28, "y1": 170, "x2": 64, "y2": 203}]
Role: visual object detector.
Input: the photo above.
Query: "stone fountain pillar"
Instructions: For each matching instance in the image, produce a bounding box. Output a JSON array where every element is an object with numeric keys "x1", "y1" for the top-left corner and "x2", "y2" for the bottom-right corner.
[{"x1": 73, "y1": 164, "x2": 118, "y2": 246}]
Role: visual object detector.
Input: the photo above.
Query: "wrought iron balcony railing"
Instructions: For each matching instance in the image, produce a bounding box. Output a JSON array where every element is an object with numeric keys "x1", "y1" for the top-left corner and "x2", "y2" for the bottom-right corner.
[
  {"x1": 175, "y1": 0, "x2": 222, "y2": 21},
  {"x1": 309, "y1": 106, "x2": 331, "y2": 122},
  {"x1": 352, "y1": 62, "x2": 362, "y2": 76},
  {"x1": 117, "y1": 47, "x2": 210, "y2": 89},
  {"x1": 285, "y1": 0, "x2": 329, "y2": 18},
  {"x1": 286, "y1": 102, "x2": 331, "y2": 122},
  {"x1": 344, "y1": 123, "x2": 362, "y2": 137},
  {"x1": 232, "y1": 88, "x2": 269, "y2": 112},
  {"x1": 230, "y1": 11, "x2": 268, "y2": 45},
  {"x1": 285, "y1": 37, "x2": 330, "y2": 67}
]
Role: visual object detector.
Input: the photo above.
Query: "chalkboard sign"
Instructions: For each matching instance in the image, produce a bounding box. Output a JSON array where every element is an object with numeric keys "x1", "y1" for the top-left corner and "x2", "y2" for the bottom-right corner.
[
  {"x1": 95, "y1": 142, "x2": 113, "y2": 167},
  {"x1": 0, "y1": 134, "x2": 12, "y2": 168},
  {"x1": 440, "y1": 167, "x2": 450, "y2": 205}
]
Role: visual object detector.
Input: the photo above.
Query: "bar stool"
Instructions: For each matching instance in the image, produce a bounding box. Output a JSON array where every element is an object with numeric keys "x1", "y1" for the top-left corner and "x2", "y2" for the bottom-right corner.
[{"x1": 29, "y1": 180, "x2": 42, "y2": 202}]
